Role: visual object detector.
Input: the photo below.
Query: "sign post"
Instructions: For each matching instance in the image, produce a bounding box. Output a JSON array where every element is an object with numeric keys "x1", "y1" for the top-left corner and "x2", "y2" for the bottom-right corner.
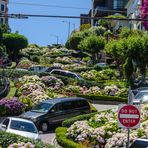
[{"x1": 118, "y1": 104, "x2": 140, "y2": 148}]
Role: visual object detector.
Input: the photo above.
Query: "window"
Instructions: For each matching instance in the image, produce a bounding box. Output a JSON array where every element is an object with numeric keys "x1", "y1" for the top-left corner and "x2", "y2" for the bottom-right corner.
[
  {"x1": 75, "y1": 100, "x2": 89, "y2": 108},
  {"x1": 1, "y1": 4, "x2": 4, "y2": 11},
  {"x1": 62, "y1": 102, "x2": 74, "y2": 110},
  {"x1": 0, "y1": 18, "x2": 3, "y2": 24},
  {"x1": 51, "y1": 103, "x2": 63, "y2": 112},
  {"x1": 10, "y1": 120, "x2": 37, "y2": 133},
  {"x1": 113, "y1": 0, "x2": 127, "y2": 9},
  {"x1": 2, "y1": 118, "x2": 9, "y2": 128}
]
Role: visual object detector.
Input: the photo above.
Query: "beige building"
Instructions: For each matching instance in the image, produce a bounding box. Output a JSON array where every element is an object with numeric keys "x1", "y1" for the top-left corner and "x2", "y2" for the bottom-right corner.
[{"x1": 0, "y1": 0, "x2": 8, "y2": 24}]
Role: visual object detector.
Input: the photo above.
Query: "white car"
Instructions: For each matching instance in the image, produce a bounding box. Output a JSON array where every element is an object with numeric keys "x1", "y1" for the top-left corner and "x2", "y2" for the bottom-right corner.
[
  {"x1": 0, "y1": 117, "x2": 40, "y2": 140},
  {"x1": 49, "y1": 69, "x2": 83, "y2": 80},
  {"x1": 133, "y1": 90, "x2": 148, "y2": 104},
  {"x1": 95, "y1": 62, "x2": 107, "y2": 67}
]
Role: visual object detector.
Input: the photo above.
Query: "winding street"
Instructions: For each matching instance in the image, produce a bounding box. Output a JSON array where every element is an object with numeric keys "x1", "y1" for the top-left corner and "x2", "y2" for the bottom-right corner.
[{"x1": 40, "y1": 103, "x2": 118, "y2": 144}]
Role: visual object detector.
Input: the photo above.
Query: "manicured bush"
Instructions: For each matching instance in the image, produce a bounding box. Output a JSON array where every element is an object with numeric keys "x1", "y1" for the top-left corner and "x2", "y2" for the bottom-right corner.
[
  {"x1": 76, "y1": 94, "x2": 127, "y2": 102},
  {"x1": 6, "y1": 62, "x2": 16, "y2": 69},
  {"x1": 0, "y1": 69, "x2": 49, "y2": 79},
  {"x1": 0, "y1": 131, "x2": 53, "y2": 148},
  {"x1": 0, "y1": 97, "x2": 26, "y2": 116},
  {"x1": 3, "y1": 33, "x2": 28, "y2": 60},
  {"x1": 6, "y1": 81, "x2": 16, "y2": 98},
  {"x1": 55, "y1": 127, "x2": 82, "y2": 148},
  {"x1": 62, "y1": 112, "x2": 97, "y2": 127}
]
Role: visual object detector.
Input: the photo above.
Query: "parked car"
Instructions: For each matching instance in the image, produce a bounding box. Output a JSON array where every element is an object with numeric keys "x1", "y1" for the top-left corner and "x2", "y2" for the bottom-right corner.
[
  {"x1": 133, "y1": 90, "x2": 148, "y2": 104},
  {"x1": 28, "y1": 66, "x2": 48, "y2": 73},
  {"x1": 95, "y1": 62, "x2": 107, "y2": 67},
  {"x1": 20, "y1": 97, "x2": 92, "y2": 132},
  {"x1": 0, "y1": 117, "x2": 40, "y2": 140},
  {"x1": 45, "y1": 66, "x2": 62, "y2": 73},
  {"x1": 49, "y1": 69, "x2": 83, "y2": 80},
  {"x1": 129, "y1": 139, "x2": 148, "y2": 148}
]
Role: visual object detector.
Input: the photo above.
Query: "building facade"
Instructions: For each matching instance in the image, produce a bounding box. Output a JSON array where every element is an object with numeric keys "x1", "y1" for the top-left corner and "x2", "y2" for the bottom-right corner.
[
  {"x1": 0, "y1": 0, "x2": 8, "y2": 24},
  {"x1": 80, "y1": 0, "x2": 128, "y2": 26},
  {"x1": 126, "y1": 0, "x2": 144, "y2": 30}
]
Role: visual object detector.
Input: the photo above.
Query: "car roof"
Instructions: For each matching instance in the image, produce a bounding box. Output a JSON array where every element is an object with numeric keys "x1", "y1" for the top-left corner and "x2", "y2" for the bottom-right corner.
[
  {"x1": 8, "y1": 117, "x2": 34, "y2": 123},
  {"x1": 42, "y1": 97, "x2": 87, "y2": 104}
]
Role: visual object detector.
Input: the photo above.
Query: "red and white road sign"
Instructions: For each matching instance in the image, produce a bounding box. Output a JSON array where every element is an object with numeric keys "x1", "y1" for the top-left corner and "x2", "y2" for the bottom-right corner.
[{"x1": 118, "y1": 104, "x2": 140, "y2": 129}]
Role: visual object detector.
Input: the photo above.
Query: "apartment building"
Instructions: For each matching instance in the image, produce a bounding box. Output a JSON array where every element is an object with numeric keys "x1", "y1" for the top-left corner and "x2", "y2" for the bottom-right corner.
[
  {"x1": 0, "y1": 0, "x2": 8, "y2": 24},
  {"x1": 80, "y1": 0, "x2": 128, "y2": 25}
]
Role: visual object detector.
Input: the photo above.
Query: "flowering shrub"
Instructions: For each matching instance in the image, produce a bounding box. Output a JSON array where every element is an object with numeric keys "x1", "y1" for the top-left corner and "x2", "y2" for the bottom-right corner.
[
  {"x1": 81, "y1": 69, "x2": 118, "y2": 81},
  {"x1": 43, "y1": 48, "x2": 73, "y2": 56},
  {"x1": 17, "y1": 59, "x2": 32, "y2": 69},
  {"x1": 16, "y1": 75, "x2": 40, "y2": 88},
  {"x1": 17, "y1": 82, "x2": 45, "y2": 97},
  {"x1": 0, "y1": 97, "x2": 26, "y2": 116},
  {"x1": 66, "y1": 105, "x2": 148, "y2": 147},
  {"x1": 55, "y1": 57, "x2": 72, "y2": 64},
  {"x1": 8, "y1": 142, "x2": 35, "y2": 148},
  {"x1": 103, "y1": 85, "x2": 119, "y2": 96},
  {"x1": 41, "y1": 76, "x2": 64, "y2": 90}
]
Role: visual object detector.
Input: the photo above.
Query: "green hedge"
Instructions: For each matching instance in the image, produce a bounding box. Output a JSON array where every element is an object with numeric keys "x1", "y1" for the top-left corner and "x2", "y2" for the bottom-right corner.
[
  {"x1": 0, "y1": 69, "x2": 50, "y2": 79},
  {"x1": 76, "y1": 94, "x2": 127, "y2": 102},
  {"x1": 6, "y1": 81, "x2": 16, "y2": 98},
  {"x1": 6, "y1": 62, "x2": 16, "y2": 69},
  {"x1": 0, "y1": 131, "x2": 53, "y2": 148},
  {"x1": 55, "y1": 127, "x2": 82, "y2": 148},
  {"x1": 62, "y1": 112, "x2": 97, "y2": 127}
]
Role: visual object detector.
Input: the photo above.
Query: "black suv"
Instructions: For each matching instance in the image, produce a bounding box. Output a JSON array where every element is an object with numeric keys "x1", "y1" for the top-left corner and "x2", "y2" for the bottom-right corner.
[
  {"x1": 20, "y1": 97, "x2": 92, "y2": 132},
  {"x1": 130, "y1": 139, "x2": 148, "y2": 148}
]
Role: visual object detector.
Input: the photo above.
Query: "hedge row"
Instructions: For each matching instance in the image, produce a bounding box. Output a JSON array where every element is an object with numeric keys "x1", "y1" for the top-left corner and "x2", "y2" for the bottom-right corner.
[
  {"x1": 76, "y1": 94, "x2": 127, "y2": 102},
  {"x1": 62, "y1": 112, "x2": 97, "y2": 127},
  {"x1": 0, "y1": 131, "x2": 54, "y2": 148},
  {"x1": 55, "y1": 127, "x2": 82, "y2": 148},
  {"x1": 6, "y1": 62, "x2": 16, "y2": 69},
  {"x1": 6, "y1": 81, "x2": 16, "y2": 98},
  {"x1": 0, "y1": 69, "x2": 50, "y2": 79}
]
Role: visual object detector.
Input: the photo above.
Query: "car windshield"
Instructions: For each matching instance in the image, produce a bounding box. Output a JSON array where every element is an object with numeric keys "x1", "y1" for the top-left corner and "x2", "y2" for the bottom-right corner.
[
  {"x1": 10, "y1": 120, "x2": 37, "y2": 133},
  {"x1": 135, "y1": 92, "x2": 148, "y2": 100},
  {"x1": 31, "y1": 102, "x2": 53, "y2": 113}
]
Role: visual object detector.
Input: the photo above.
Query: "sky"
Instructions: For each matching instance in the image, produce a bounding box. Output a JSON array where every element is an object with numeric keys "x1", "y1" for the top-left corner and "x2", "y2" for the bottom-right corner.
[{"x1": 8, "y1": 0, "x2": 91, "y2": 46}]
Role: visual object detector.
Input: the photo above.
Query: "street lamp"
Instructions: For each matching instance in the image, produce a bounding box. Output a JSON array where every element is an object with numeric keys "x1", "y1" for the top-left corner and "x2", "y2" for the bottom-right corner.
[
  {"x1": 50, "y1": 34, "x2": 59, "y2": 44},
  {"x1": 62, "y1": 21, "x2": 71, "y2": 39},
  {"x1": 91, "y1": 0, "x2": 94, "y2": 27}
]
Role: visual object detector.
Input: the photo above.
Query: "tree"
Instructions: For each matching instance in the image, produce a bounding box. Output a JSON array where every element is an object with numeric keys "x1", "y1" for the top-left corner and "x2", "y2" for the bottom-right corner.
[
  {"x1": 80, "y1": 24, "x2": 91, "y2": 31},
  {"x1": 65, "y1": 32, "x2": 84, "y2": 50},
  {"x1": 3, "y1": 33, "x2": 28, "y2": 61},
  {"x1": 78, "y1": 35, "x2": 105, "y2": 63}
]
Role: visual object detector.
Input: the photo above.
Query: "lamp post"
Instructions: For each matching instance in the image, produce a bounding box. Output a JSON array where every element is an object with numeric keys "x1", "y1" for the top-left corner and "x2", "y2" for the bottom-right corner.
[
  {"x1": 62, "y1": 21, "x2": 71, "y2": 39},
  {"x1": 91, "y1": 0, "x2": 94, "y2": 27},
  {"x1": 50, "y1": 34, "x2": 59, "y2": 44}
]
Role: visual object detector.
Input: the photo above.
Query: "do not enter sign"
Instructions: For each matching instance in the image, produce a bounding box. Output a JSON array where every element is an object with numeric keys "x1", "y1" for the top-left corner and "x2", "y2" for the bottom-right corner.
[{"x1": 118, "y1": 105, "x2": 140, "y2": 129}]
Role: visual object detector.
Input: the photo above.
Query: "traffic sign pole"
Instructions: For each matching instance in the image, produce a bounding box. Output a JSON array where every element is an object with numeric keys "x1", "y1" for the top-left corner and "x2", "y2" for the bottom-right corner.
[
  {"x1": 118, "y1": 89, "x2": 140, "y2": 148},
  {"x1": 127, "y1": 87, "x2": 131, "y2": 148}
]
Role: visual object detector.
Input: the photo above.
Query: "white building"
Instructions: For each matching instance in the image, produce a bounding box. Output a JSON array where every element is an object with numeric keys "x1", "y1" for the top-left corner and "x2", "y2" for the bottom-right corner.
[
  {"x1": 0, "y1": 0, "x2": 8, "y2": 24},
  {"x1": 126, "y1": 0, "x2": 144, "y2": 30}
]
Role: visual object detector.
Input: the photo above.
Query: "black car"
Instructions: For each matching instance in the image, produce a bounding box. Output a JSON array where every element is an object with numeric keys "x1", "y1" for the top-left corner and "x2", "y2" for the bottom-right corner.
[
  {"x1": 20, "y1": 97, "x2": 92, "y2": 132},
  {"x1": 130, "y1": 139, "x2": 148, "y2": 148}
]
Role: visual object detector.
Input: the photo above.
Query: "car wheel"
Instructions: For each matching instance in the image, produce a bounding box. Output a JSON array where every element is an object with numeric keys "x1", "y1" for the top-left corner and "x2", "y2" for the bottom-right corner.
[{"x1": 40, "y1": 121, "x2": 49, "y2": 132}]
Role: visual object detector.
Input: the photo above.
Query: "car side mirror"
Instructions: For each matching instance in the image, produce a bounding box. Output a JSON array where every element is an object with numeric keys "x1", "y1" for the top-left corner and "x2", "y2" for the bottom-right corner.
[{"x1": 2, "y1": 124, "x2": 6, "y2": 129}]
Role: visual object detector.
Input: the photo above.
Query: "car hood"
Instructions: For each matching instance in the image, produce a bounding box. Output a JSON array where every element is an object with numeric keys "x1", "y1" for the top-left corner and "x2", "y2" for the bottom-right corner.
[
  {"x1": 7, "y1": 129, "x2": 39, "y2": 140},
  {"x1": 20, "y1": 111, "x2": 45, "y2": 120}
]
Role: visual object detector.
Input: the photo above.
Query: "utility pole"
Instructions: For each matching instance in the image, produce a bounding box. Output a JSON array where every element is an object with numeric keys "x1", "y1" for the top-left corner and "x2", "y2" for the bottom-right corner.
[
  {"x1": 50, "y1": 34, "x2": 59, "y2": 44},
  {"x1": 62, "y1": 21, "x2": 71, "y2": 39},
  {"x1": 91, "y1": 0, "x2": 94, "y2": 27}
]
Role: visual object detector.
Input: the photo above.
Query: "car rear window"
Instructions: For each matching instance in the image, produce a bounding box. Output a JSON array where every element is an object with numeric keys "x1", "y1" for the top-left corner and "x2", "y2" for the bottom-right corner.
[{"x1": 10, "y1": 120, "x2": 37, "y2": 133}]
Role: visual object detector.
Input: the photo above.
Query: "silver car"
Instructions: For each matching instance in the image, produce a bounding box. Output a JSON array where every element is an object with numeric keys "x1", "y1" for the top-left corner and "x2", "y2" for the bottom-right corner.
[
  {"x1": 133, "y1": 90, "x2": 148, "y2": 104},
  {"x1": 0, "y1": 117, "x2": 40, "y2": 140}
]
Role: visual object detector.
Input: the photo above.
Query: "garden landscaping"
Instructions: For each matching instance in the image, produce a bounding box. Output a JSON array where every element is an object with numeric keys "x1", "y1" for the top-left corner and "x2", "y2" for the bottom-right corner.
[{"x1": 56, "y1": 104, "x2": 148, "y2": 148}]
